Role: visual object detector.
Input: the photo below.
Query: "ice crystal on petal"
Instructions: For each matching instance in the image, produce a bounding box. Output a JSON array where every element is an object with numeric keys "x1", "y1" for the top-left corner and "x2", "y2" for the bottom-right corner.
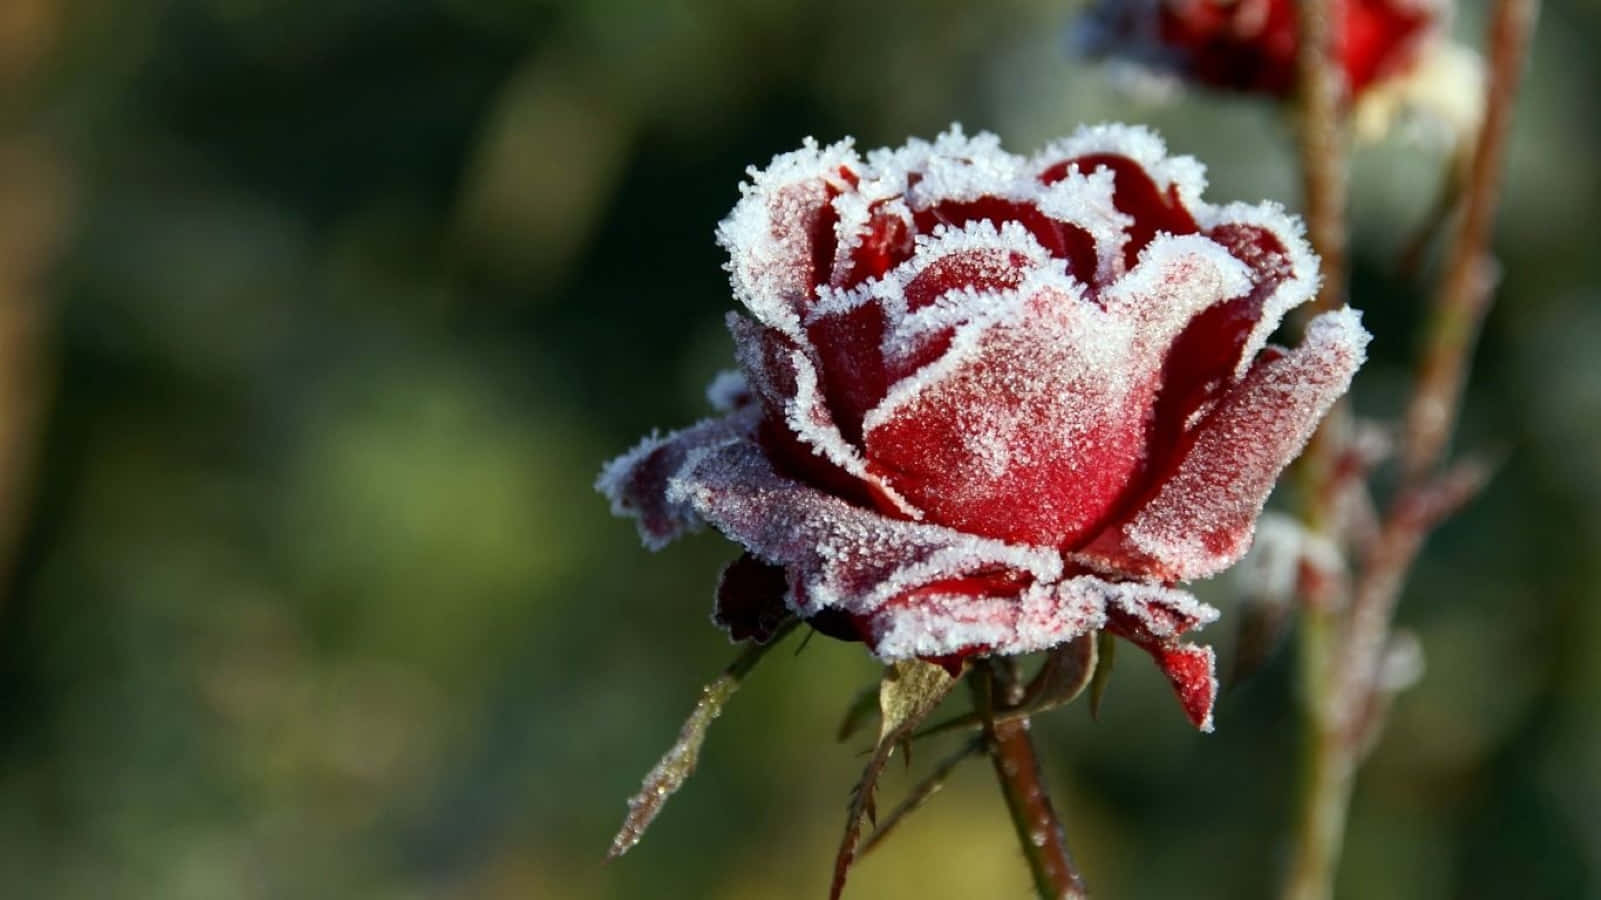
[{"x1": 1079, "y1": 307, "x2": 1369, "y2": 581}]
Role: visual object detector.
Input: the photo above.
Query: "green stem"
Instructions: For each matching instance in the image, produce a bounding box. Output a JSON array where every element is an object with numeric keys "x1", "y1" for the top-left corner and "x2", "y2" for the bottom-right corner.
[{"x1": 1283, "y1": 603, "x2": 1354, "y2": 900}]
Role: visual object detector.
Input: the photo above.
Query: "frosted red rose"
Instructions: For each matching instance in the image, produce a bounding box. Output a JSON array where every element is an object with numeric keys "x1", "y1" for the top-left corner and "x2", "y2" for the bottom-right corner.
[
  {"x1": 599, "y1": 125, "x2": 1367, "y2": 730},
  {"x1": 1077, "y1": 0, "x2": 1441, "y2": 97}
]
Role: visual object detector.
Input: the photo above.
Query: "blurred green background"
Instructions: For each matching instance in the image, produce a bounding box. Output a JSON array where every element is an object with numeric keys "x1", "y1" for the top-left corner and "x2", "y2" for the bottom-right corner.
[{"x1": 0, "y1": 1, "x2": 1597, "y2": 897}]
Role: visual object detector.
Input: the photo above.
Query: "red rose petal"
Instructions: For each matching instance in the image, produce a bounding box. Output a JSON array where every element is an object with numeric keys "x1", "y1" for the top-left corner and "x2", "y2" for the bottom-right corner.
[
  {"x1": 667, "y1": 435, "x2": 1065, "y2": 622},
  {"x1": 1078, "y1": 307, "x2": 1369, "y2": 582},
  {"x1": 1102, "y1": 584, "x2": 1221, "y2": 731},
  {"x1": 863, "y1": 282, "x2": 1153, "y2": 549}
]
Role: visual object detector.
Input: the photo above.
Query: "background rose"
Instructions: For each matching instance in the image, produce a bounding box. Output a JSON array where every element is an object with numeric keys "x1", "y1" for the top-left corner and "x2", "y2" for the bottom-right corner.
[
  {"x1": 1076, "y1": 0, "x2": 1440, "y2": 97},
  {"x1": 600, "y1": 124, "x2": 1367, "y2": 730}
]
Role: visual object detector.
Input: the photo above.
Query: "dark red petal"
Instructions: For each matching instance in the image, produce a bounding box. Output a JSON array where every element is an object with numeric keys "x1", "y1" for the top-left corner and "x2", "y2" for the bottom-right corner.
[
  {"x1": 1078, "y1": 308, "x2": 1369, "y2": 582},
  {"x1": 1061, "y1": 154, "x2": 1197, "y2": 268},
  {"x1": 713, "y1": 553, "x2": 792, "y2": 643},
  {"x1": 832, "y1": 202, "x2": 917, "y2": 289},
  {"x1": 805, "y1": 300, "x2": 892, "y2": 444},
  {"x1": 1101, "y1": 585, "x2": 1221, "y2": 731},
  {"x1": 728, "y1": 313, "x2": 916, "y2": 518},
  {"x1": 1139, "y1": 221, "x2": 1301, "y2": 481},
  {"x1": 913, "y1": 198, "x2": 1099, "y2": 283},
  {"x1": 1150, "y1": 643, "x2": 1218, "y2": 731}
]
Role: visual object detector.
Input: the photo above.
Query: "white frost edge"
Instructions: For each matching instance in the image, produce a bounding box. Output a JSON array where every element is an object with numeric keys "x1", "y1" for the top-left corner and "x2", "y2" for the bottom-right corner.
[
  {"x1": 715, "y1": 135, "x2": 862, "y2": 337},
  {"x1": 1192, "y1": 200, "x2": 1322, "y2": 377}
]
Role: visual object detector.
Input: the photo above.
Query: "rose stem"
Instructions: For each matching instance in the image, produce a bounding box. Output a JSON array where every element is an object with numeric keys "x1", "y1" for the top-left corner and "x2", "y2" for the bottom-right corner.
[
  {"x1": 1283, "y1": 0, "x2": 1357, "y2": 897},
  {"x1": 973, "y1": 660, "x2": 1087, "y2": 900},
  {"x1": 857, "y1": 735, "x2": 986, "y2": 858},
  {"x1": 1283, "y1": 1, "x2": 1539, "y2": 898}
]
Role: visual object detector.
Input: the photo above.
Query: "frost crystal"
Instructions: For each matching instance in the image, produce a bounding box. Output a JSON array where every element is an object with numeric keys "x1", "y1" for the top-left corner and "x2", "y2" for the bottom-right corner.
[{"x1": 599, "y1": 123, "x2": 1370, "y2": 731}]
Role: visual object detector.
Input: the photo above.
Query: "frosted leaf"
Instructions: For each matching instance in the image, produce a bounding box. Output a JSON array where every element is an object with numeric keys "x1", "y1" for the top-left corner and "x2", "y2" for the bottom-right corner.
[
  {"x1": 608, "y1": 619, "x2": 798, "y2": 859},
  {"x1": 1076, "y1": 307, "x2": 1370, "y2": 582}
]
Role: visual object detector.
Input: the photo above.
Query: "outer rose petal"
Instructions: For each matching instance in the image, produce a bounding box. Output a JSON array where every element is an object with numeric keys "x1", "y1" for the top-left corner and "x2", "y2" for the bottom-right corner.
[
  {"x1": 595, "y1": 405, "x2": 761, "y2": 550},
  {"x1": 716, "y1": 137, "x2": 862, "y2": 335},
  {"x1": 1077, "y1": 307, "x2": 1370, "y2": 582},
  {"x1": 1099, "y1": 582, "x2": 1221, "y2": 731},
  {"x1": 665, "y1": 435, "x2": 1064, "y2": 621}
]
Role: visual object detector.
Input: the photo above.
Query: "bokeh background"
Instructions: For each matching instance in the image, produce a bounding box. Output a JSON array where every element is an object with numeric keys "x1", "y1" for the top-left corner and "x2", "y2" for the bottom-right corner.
[{"x1": 0, "y1": 1, "x2": 1597, "y2": 897}]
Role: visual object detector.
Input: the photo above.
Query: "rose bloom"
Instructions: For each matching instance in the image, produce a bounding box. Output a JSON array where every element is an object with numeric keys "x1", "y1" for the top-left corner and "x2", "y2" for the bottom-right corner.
[
  {"x1": 599, "y1": 125, "x2": 1367, "y2": 730},
  {"x1": 1076, "y1": 0, "x2": 1441, "y2": 97}
]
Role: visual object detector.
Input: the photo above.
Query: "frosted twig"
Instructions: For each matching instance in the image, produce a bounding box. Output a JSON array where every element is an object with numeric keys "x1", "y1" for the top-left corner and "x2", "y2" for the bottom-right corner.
[
  {"x1": 606, "y1": 618, "x2": 799, "y2": 859},
  {"x1": 1401, "y1": 0, "x2": 1539, "y2": 478},
  {"x1": 1284, "y1": 0, "x2": 1537, "y2": 896}
]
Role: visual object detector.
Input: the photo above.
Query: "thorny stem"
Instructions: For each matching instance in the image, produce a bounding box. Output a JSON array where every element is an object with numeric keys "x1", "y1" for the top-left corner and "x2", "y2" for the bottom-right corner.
[
  {"x1": 1401, "y1": 0, "x2": 1539, "y2": 478},
  {"x1": 858, "y1": 735, "x2": 986, "y2": 858},
  {"x1": 1284, "y1": 1, "x2": 1538, "y2": 898},
  {"x1": 973, "y1": 661, "x2": 1087, "y2": 900}
]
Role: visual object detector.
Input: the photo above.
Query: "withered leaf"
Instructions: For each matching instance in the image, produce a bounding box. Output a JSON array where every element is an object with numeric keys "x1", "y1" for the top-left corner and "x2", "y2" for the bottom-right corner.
[
  {"x1": 878, "y1": 659, "x2": 955, "y2": 745},
  {"x1": 830, "y1": 660, "x2": 959, "y2": 900},
  {"x1": 1016, "y1": 632, "x2": 1097, "y2": 714}
]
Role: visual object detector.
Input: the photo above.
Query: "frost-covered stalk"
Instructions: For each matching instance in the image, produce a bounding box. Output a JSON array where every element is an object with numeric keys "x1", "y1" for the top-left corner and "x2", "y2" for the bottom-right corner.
[{"x1": 1284, "y1": 0, "x2": 1537, "y2": 897}]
